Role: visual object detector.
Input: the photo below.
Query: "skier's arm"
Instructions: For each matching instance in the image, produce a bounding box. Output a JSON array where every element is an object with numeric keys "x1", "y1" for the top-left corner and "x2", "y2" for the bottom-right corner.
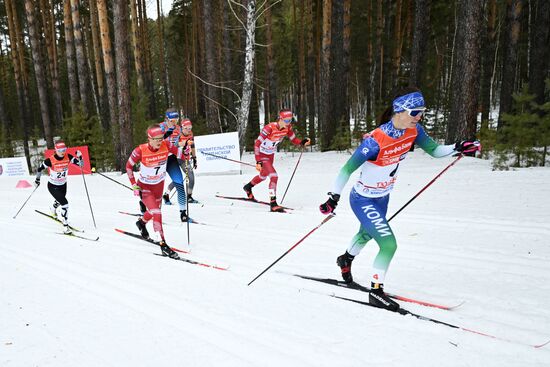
[
  {"x1": 68, "y1": 152, "x2": 84, "y2": 166},
  {"x1": 168, "y1": 139, "x2": 189, "y2": 160},
  {"x1": 126, "y1": 147, "x2": 142, "y2": 186},
  {"x1": 35, "y1": 158, "x2": 52, "y2": 185},
  {"x1": 415, "y1": 124, "x2": 455, "y2": 157},
  {"x1": 330, "y1": 137, "x2": 380, "y2": 196},
  {"x1": 287, "y1": 125, "x2": 302, "y2": 146},
  {"x1": 254, "y1": 124, "x2": 273, "y2": 161}
]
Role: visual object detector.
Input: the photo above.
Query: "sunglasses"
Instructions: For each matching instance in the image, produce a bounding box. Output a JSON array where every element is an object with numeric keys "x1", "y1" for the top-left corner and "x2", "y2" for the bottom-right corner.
[
  {"x1": 149, "y1": 137, "x2": 163, "y2": 142},
  {"x1": 56, "y1": 148, "x2": 67, "y2": 153},
  {"x1": 282, "y1": 118, "x2": 292, "y2": 124},
  {"x1": 403, "y1": 107, "x2": 426, "y2": 117}
]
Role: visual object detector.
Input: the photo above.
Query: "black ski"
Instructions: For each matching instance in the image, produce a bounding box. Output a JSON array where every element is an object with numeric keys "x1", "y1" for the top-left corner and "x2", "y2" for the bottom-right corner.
[
  {"x1": 332, "y1": 294, "x2": 550, "y2": 349},
  {"x1": 114, "y1": 228, "x2": 190, "y2": 254},
  {"x1": 295, "y1": 274, "x2": 462, "y2": 310},
  {"x1": 153, "y1": 253, "x2": 229, "y2": 271},
  {"x1": 118, "y1": 211, "x2": 208, "y2": 226},
  {"x1": 56, "y1": 232, "x2": 99, "y2": 241},
  {"x1": 35, "y1": 209, "x2": 84, "y2": 232},
  {"x1": 215, "y1": 194, "x2": 294, "y2": 211}
]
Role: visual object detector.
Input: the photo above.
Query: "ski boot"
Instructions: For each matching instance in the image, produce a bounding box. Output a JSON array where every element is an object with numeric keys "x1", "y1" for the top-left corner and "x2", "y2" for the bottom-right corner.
[
  {"x1": 336, "y1": 252, "x2": 355, "y2": 284},
  {"x1": 50, "y1": 201, "x2": 60, "y2": 218},
  {"x1": 269, "y1": 197, "x2": 285, "y2": 213},
  {"x1": 63, "y1": 224, "x2": 72, "y2": 235},
  {"x1": 187, "y1": 195, "x2": 199, "y2": 204},
  {"x1": 162, "y1": 193, "x2": 172, "y2": 205},
  {"x1": 369, "y1": 283, "x2": 400, "y2": 311},
  {"x1": 180, "y1": 210, "x2": 189, "y2": 222},
  {"x1": 160, "y1": 241, "x2": 179, "y2": 259},
  {"x1": 136, "y1": 218, "x2": 150, "y2": 239},
  {"x1": 243, "y1": 182, "x2": 255, "y2": 200}
]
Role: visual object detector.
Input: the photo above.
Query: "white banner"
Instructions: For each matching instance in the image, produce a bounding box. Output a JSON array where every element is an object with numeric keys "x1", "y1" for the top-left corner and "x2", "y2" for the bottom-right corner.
[
  {"x1": 194, "y1": 132, "x2": 242, "y2": 174},
  {"x1": 0, "y1": 157, "x2": 29, "y2": 177}
]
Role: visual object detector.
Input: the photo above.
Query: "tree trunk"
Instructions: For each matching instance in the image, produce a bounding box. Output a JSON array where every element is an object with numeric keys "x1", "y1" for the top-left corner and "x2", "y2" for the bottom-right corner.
[
  {"x1": 528, "y1": 0, "x2": 550, "y2": 106},
  {"x1": 70, "y1": 0, "x2": 92, "y2": 116},
  {"x1": 202, "y1": 0, "x2": 221, "y2": 132},
  {"x1": 97, "y1": 0, "x2": 121, "y2": 167},
  {"x1": 392, "y1": 0, "x2": 403, "y2": 87},
  {"x1": 222, "y1": 0, "x2": 235, "y2": 128},
  {"x1": 89, "y1": 0, "x2": 108, "y2": 130},
  {"x1": 157, "y1": 0, "x2": 169, "y2": 107},
  {"x1": 265, "y1": 3, "x2": 277, "y2": 123},
  {"x1": 237, "y1": 0, "x2": 257, "y2": 153},
  {"x1": 306, "y1": 0, "x2": 316, "y2": 143},
  {"x1": 319, "y1": 0, "x2": 332, "y2": 151},
  {"x1": 39, "y1": 0, "x2": 63, "y2": 127},
  {"x1": 114, "y1": 0, "x2": 133, "y2": 168},
  {"x1": 480, "y1": 0, "x2": 497, "y2": 127},
  {"x1": 130, "y1": 0, "x2": 145, "y2": 92},
  {"x1": 24, "y1": 0, "x2": 54, "y2": 148},
  {"x1": 297, "y1": 1, "x2": 307, "y2": 131},
  {"x1": 447, "y1": 0, "x2": 483, "y2": 143},
  {"x1": 330, "y1": 0, "x2": 349, "y2": 141},
  {"x1": 498, "y1": 0, "x2": 523, "y2": 132},
  {"x1": 375, "y1": 0, "x2": 384, "y2": 101},
  {"x1": 409, "y1": 0, "x2": 432, "y2": 87},
  {"x1": 64, "y1": 0, "x2": 80, "y2": 112},
  {"x1": 5, "y1": 0, "x2": 31, "y2": 167}
]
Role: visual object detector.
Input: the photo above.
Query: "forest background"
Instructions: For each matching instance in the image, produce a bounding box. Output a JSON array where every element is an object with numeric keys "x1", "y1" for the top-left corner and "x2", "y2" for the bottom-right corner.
[{"x1": 0, "y1": 0, "x2": 548, "y2": 172}]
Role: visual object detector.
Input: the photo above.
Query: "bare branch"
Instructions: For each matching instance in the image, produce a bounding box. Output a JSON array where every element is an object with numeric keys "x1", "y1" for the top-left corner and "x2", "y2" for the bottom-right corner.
[
  {"x1": 227, "y1": 0, "x2": 245, "y2": 28},
  {"x1": 187, "y1": 66, "x2": 241, "y2": 102},
  {"x1": 255, "y1": 0, "x2": 282, "y2": 21},
  {"x1": 202, "y1": 93, "x2": 238, "y2": 122}
]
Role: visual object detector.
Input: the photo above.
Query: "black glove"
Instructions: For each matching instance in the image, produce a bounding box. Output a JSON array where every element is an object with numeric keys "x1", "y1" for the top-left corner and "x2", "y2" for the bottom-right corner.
[
  {"x1": 34, "y1": 177, "x2": 41, "y2": 187},
  {"x1": 455, "y1": 140, "x2": 481, "y2": 156},
  {"x1": 192, "y1": 156, "x2": 197, "y2": 169},
  {"x1": 300, "y1": 138, "x2": 311, "y2": 146},
  {"x1": 319, "y1": 192, "x2": 340, "y2": 214}
]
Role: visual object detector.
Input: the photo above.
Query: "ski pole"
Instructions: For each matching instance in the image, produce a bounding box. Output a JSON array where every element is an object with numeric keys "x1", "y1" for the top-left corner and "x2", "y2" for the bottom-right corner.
[
  {"x1": 199, "y1": 151, "x2": 256, "y2": 168},
  {"x1": 248, "y1": 214, "x2": 336, "y2": 286},
  {"x1": 280, "y1": 149, "x2": 303, "y2": 204},
  {"x1": 87, "y1": 168, "x2": 132, "y2": 191},
  {"x1": 80, "y1": 164, "x2": 97, "y2": 229},
  {"x1": 12, "y1": 185, "x2": 39, "y2": 219},
  {"x1": 184, "y1": 159, "x2": 191, "y2": 246},
  {"x1": 387, "y1": 154, "x2": 463, "y2": 222}
]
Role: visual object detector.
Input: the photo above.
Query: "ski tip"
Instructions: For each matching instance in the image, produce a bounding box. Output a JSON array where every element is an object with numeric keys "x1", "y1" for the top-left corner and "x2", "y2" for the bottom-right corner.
[{"x1": 534, "y1": 339, "x2": 550, "y2": 349}]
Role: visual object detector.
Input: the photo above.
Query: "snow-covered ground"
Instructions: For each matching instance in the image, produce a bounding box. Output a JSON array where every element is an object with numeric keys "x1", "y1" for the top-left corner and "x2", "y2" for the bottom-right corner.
[{"x1": 2, "y1": 150, "x2": 550, "y2": 366}]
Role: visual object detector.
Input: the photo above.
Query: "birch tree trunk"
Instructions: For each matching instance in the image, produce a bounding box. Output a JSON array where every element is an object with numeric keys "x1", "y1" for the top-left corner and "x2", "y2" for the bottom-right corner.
[
  {"x1": 24, "y1": 0, "x2": 54, "y2": 148},
  {"x1": 237, "y1": 0, "x2": 257, "y2": 152},
  {"x1": 97, "y1": 0, "x2": 121, "y2": 167},
  {"x1": 114, "y1": 0, "x2": 132, "y2": 168}
]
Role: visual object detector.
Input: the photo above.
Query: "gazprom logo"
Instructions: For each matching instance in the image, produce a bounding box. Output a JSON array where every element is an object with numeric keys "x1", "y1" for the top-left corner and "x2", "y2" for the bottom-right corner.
[{"x1": 362, "y1": 147, "x2": 370, "y2": 155}]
